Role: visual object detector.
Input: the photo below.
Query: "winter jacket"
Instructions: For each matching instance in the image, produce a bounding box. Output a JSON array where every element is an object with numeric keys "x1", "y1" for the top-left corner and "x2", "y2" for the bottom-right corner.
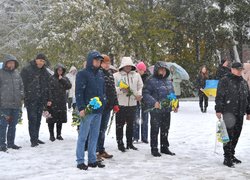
[
  {"x1": 47, "y1": 64, "x2": 72, "y2": 123},
  {"x1": 215, "y1": 65, "x2": 230, "y2": 80},
  {"x1": 113, "y1": 57, "x2": 143, "y2": 107},
  {"x1": 75, "y1": 51, "x2": 106, "y2": 113},
  {"x1": 215, "y1": 73, "x2": 250, "y2": 116},
  {"x1": 101, "y1": 68, "x2": 118, "y2": 111},
  {"x1": 143, "y1": 61, "x2": 174, "y2": 113},
  {"x1": 196, "y1": 74, "x2": 209, "y2": 96},
  {"x1": 20, "y1": 60, "x2": 50, "y2": 106},
  {"x1": 242, "y1": 63, "x2": 250, "y2": 90},
  {"x1": 66, "y1": 66, "x2": 77, "y2": 99},
  {"x1": 0, "y1": 55, "x2": 24, "y2": 109}
]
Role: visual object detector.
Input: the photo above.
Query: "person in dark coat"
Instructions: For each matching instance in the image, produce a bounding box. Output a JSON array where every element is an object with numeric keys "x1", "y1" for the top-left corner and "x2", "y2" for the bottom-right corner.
[
  {"x1": 143, "y1": 61, "x2": 178, "y2": 157},
  {"x1": 215, "y1": 58, "x2": 231, "y2": 80},
  {"x1": 215, "y1": 62, "x2": 250, "y2": 167},
  {"x1": 76, "y1": 51, "x2": 106, "y2": 170},
  {"x1": 96, "y1": 54, "x2": 119, "y2": 160},
  {"x1": 47, "y1": 64, "x2": 72, "y2": 141},
  {"x1": 0, "y1": 54, "x2": 23, "y2": 152},
  {"x1": 133, "y1": 61, "x2": 150, "y2": 144},
  {"x1": 20, "y1": 53, "x2": 50, "y2": 147},
  {"x1": 196, "y1": 65, "x2": 209, "y2": 113}
]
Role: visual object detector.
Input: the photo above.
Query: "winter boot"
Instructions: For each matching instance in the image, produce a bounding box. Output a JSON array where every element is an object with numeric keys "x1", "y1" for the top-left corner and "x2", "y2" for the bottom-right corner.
[
  {"x1": 151, "y1": 148, "x2": 161, "y2": 157},
  {"x1": 7, "y1": 144, "x2": 21, "y2": 150},
  {"x1": 77, "y1": 163, "x2": 88, "y2": 170},
  {"x1": 203, "y1": 107, "x2": 207, "y2": 113},
  {"x1": 200, "y1": 107, "x2": 204, "y2": 113},
  {"x1": 0, "y1": 146, "x2": 8, "y2": 152},
  {"x1": 232, "y1": 156, "x2": 242, "y2": 164},
  {"x1": 127, "y1": 144, "x2": 138, "y2": 150},
  {"x1": 88, "y1": 161, "x2": 105, "y2": 168},
  {"x1": 161, "y1": 148, "x2": 176, "y2": 156},
  {"x1": 99, "y1": 151, "x2": 113, "y2": 159},
  {"x1": 56, "y1": 123, "x2": 63, "y2": 140},
  {"x1": 117, "y1": 140, "x2": 126, "y2": 152},
  {"x1": 48, "y1": 123, "x2": 55, "y2": 142},
  {"x1": 223, "y1": 158, "x2": 235, "y2": 168}
]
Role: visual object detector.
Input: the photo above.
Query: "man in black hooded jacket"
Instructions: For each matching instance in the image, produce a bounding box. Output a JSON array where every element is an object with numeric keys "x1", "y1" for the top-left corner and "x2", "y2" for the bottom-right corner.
[{"x1": 215, "y1": 62, "x2": 250, "y2": 167}]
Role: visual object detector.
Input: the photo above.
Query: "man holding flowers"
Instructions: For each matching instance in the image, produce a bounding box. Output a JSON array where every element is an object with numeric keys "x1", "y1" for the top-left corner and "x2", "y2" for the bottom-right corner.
[
  {"x1": 75, "y1": 51, "x2": 106, "y2": 170},
  {"x1": 143, "y1": 61, "x2": 178, "y2": 157},
  {"x1": 113, "y1": 57, "x2": 143, "y2": 152}
]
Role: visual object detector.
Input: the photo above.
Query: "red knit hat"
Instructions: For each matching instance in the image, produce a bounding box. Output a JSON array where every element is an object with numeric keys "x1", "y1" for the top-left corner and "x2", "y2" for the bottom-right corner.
[{"x1": 136, "y1": 62, "x2": 146, "y2": 71}]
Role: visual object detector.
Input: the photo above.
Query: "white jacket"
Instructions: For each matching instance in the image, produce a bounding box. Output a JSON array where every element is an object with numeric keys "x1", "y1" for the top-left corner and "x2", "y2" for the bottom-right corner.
[
  {"x1": 114, "y1": 57, "x2": 143, "y2": 106},
  {"x1": 66, "y1": 66, "x2": 77, "y2": 99}
]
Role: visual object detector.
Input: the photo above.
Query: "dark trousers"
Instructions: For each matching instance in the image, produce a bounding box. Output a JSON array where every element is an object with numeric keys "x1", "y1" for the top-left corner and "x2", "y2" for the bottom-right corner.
[
  {"x1": 223, "y1": 115, "x2": 243, "y2": 159},
  {"x1": 0, "y1": 109, "x2": 20, "y2": 148},
  {"x1": 48, "y1": 123, "x2": 62, "y2": 137},
  {"x1": 199, "y1": 92, "x2": 208, "y2": 109},
  {"x1": 97, "y1": 109, "x2": 111, "y2": 153},
  {"x1": 150, "y1": 111, "x2": 171, "y2": 152},
  {"x1": 116, "y1": 106, "x2": 136, "y2": 147},
  {"x1": 26, "y1": 103, "x2": 43, "y2": 144},
  {"x1": 133, "y1": 103, "x2": 149, "y2": 142}
]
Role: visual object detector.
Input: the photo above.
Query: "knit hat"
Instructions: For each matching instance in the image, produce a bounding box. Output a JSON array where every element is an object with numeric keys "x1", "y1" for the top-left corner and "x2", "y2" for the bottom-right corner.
[
  {"x1": 102, "y1": 54, "x2": 111, "y2": 63},
  {"x1": 231, "y1": 62, "x2": 243, "y2": 70},
  {"x1": 136, "y1": 62, "x2": 146, "y2": 72},
  {"x1": 36, "y1": 53, "x2": 47, "y2": 61}
]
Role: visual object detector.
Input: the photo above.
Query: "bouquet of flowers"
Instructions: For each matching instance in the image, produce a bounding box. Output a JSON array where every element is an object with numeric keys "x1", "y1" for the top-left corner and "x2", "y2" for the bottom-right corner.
[
  {"x1": 118, "y1": 80, "x2": 134, "y2": 97},
  {"x1": 145, "y1": 93, "x2": 179, "y2": 112},
  {"x1": 216, "y1": 118, "x2": 230, "y2": 143},
  {"x1": 71, "y1": 97, "x2": 102, "y2": 127}
]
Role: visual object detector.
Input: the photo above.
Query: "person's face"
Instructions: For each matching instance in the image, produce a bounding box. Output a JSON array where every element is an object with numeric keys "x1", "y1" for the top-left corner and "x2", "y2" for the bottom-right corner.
[
  {"x1": 201, "y1": 67, "x2": 207, "y2": 74},
  {"x1": 92, "y1": 59, "x2": 101, "y2": 69},
  {"x1": 57, "y1": 68, "x2": 63, "y2": 76},
  {"x1": 123, "y1": 66, "x2": 132, "y2": 73},
  {"x1": 5, "y1": 61, "x2": 16, "y2": 70},
  {"x1": 137, "y1": 69, "x2": 145, "y2": 75},
  {"x1": 231, "y1": 68, "x2": 243, "y2": 76},
  {"x1": 101, "y1": 62, "x2": 110, "y2": 70},
  {"x1": 158, "y1": 67, "x2": 167, "y2": 77},
  {"x1": 35, "y1": 59, "x2": 46, "y2": 69}
]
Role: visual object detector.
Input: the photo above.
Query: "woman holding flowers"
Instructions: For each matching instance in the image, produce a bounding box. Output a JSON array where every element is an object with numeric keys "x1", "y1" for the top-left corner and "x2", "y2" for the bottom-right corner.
[
  {"x1": 113, "y1": 57, "x2": 143, "y2": 152},
  {"x1": 143, "y1": 61, "x2": 178, "y2": 157},
  {"x1": 75, "y1": 51, "x2": 106, "y2": 170}
]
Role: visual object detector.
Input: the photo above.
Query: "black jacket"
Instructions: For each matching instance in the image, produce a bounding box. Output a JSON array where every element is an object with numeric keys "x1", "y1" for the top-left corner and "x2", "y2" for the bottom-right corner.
[
  {"x1": 215, "y1": 66, "x2": 230, "y2": 80},
  {"x1": 47, "y1": 64, "x2": 72, "y2": 123},
  {"x1": 101, "y1": 68, "x2": 118, "y2": 111},
  {"x1": 215, "y1": 73, "x2": 250, "y2": 116},
  {"x1": 20, "y1": 60, "x2": 50, "y2": 106},
  {"x1": 196, "y1": 74, "x2": 209, "y2": 96}
]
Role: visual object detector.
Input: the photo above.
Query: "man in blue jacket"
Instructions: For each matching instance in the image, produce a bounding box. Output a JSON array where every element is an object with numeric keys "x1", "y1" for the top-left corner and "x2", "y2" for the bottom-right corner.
[
  {"x1": 143, "y1": 61, "x2": 178, "y2": 157},
  {"x1": 75, "y1": 51, "x2": 106, "y2": 170}
]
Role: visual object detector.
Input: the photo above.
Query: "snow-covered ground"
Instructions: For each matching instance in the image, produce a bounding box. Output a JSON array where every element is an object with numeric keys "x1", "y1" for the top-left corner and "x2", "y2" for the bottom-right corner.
[{"x1": 1, "y1": 101, "x2": 250, "y2": 180}]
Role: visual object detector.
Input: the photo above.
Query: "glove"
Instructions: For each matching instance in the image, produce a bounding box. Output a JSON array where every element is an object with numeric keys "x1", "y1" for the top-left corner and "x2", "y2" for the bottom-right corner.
[{"x1": 113, "y1": 105, "x2": 120, "y2": 113}]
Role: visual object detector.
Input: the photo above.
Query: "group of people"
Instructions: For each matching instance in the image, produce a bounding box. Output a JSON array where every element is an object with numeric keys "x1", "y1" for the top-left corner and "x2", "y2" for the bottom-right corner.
[{"x1": 1, "y1": 51, "x2": 250, "y2": 170}]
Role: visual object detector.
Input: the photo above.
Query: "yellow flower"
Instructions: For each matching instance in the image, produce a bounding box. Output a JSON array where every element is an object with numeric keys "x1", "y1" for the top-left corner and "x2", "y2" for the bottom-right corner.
[
  {"x1": 171, "y1": 99, "x2": 179, "y2": 109},
  {"x1": 118, "y1": 80, "x2": 129, "y2": 89}
]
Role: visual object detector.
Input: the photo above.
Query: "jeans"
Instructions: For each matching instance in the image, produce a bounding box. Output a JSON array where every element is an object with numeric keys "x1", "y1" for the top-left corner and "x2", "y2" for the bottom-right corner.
[
  {"x1": 76, "y1": 113, "x2": 102, "y2": 165},
  {"x1": 150, "y1": 111, "x2": 171, "y2": 151},
  {"x1": 26, "y1": 102, "x2": 44, "y2": 144},
  {"x1": 0, "y1": 109, "x2": 20, "y2": 148},
  {"x1": 97, "y1": 109, "x2": 111, "y2": 153},
  {"x1": 133, "y1": 104, "x2": 149, "y2": 142}
]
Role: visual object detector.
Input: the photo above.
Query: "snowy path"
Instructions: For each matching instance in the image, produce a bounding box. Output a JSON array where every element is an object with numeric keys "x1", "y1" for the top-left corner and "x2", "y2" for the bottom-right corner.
[{"x1": 0, "y1": 101, "x2": 250, "y2": 180}]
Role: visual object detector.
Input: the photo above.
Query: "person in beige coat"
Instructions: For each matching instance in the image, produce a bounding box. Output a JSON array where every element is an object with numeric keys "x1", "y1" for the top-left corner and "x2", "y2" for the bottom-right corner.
[{"x1": 113, "y1": 57, "x2": 143, "y2": 152}]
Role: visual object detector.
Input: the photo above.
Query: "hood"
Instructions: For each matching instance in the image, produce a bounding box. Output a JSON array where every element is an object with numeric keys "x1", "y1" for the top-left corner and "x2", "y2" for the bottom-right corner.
[
  {"x1": 69, "y1": 66, "x2": 77, "y2": 73},
  {"x1": 54, "y1": 63, "x2": 66, "y2": 76},
  {"x1": 2, "y1": 54, "x2": 19, "y2": 69},
  {"x1": 119, "y1": 57, "x2": 136, "y2": 71},
  {"x1": 86, "y1": 51, "x2": 103, "y2": 70},
  {"x1": 153, "y1": 61, "x2": 170, "y2": 78}
]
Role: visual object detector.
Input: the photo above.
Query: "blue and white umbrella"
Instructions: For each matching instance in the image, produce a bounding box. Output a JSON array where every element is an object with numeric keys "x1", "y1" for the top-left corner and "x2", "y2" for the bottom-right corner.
[{"x1": 149, "y1": 62, "x2": 190, "y2": 80}]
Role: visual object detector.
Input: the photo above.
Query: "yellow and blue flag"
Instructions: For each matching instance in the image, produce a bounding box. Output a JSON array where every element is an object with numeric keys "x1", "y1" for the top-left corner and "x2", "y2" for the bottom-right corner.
[{"x1": 203, "y1": 80, "x2": 219, "y2": 97}]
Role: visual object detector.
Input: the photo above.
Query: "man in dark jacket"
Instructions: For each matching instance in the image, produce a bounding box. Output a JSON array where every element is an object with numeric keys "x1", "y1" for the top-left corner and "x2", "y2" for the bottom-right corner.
[
  {"x1": 215, "y1": 62, "x2": 250, "y2": 167},
  {"x1": 215, "y1": 58, "x2": 231, "y2": 80},
  {"x1": 143, "y1": 61, "x2": 178, "y2": 157},
  {"x1": 47, "y1": 64, "x2": 72, "y2": 141},
  {"x1": 96, "y1": 54, "x2": 119, "y2": 159},
  {"x1": 0, "y1": 54, "x2": 23, "y2": 152},
  {"x1": 20, "y1": 53, "x2": 50, "y2": 147},
  {"x1": 76, "y1": 51, "x2": 106, "y2": 170}
]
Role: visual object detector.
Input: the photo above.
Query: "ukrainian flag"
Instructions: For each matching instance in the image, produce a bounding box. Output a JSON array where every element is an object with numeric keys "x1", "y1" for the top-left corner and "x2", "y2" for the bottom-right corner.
[{"x1": 203, "y1": 80, "x2": 219, "y2": 97}]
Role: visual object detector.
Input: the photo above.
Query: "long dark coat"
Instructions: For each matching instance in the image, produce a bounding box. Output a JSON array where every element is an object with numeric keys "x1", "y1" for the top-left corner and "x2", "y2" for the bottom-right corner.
[{"x1": 46, "y1": 64, "x2": 72, "y2": 123}]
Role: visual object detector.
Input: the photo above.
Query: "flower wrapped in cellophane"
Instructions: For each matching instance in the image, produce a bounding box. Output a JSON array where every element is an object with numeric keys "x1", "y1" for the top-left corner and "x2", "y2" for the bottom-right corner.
[{"x1": 118, "y1": 80, "x2": 134, "y2": 97}]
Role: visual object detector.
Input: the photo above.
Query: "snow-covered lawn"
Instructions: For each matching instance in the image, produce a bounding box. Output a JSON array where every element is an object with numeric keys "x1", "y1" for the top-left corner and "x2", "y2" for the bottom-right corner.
[{"x1": 1, "y1": 101, "x2": 250, "y2": 180}]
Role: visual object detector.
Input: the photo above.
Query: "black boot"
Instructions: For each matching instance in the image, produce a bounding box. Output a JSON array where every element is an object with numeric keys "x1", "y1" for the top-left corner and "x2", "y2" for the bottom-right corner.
[
  {"x1": 223, "y1": 158, "x2": 235, "y2": 168},
  {"x1": 88, "y1": 161, "x2": 105, "y2": 168},
  {"x1": 56, "y1": 123, "x2": 63, "y2": 140},
  {"x1": 232, "y1": 156, "x2": 242, "y2": 164},
  {"x1": 161, "y1": 148, "x2": 176, "y2": 156},
  {"x1": 203, "y1": 107, "x2": 207, "y2": 113},
  {"x1": 48, "y1": 123, "x2": 55, "y2": 142},
  {"x1": 127, "y1": 144, "x2": 138, "y2": 150},
  {"x1": 117, "y1": 140, "x2": 126, "y2": 152},
  {"x1": 77, "y1": 163, "x2": 88, "y2": 170},
  {"x1": 200, "y1": 107, "x2": 204, "y2": 113},
  {"x1": 151, "y1": 148, "x2": 161, "y2": 157}
]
